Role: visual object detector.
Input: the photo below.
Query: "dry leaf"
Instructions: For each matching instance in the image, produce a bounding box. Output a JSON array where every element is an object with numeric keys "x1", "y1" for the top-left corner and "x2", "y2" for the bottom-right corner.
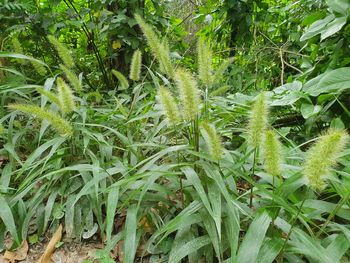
[
  {"x1": 37, "y1": 224, "x2": 63, "y2": 263},
  {"x1": 3, "y1": 240, "x2": 29, "y2": 263}
]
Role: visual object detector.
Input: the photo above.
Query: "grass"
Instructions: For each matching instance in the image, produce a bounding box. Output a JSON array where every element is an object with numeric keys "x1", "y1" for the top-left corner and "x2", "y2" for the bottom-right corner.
[{"x1": 0, "y1": 20, "x2": 350, "y2": 263}]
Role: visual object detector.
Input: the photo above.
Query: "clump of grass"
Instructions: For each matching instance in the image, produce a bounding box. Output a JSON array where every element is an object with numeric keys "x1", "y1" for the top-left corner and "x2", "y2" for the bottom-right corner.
[
  {"x1": 175, "y1": 68, "x2": 201, "y2": 121},
  {"x1": 303, "y1": 129, "x2": 348, "y2": 190},
  {"x1": 8, "y1": 104, "x2": 73, "y2": 136},
  {"x1": 157, "y1": 86, "x2": 180, "y2": 126},
  {"x1": 129, "y1": 50, "x2": 142, "y2": 81}
]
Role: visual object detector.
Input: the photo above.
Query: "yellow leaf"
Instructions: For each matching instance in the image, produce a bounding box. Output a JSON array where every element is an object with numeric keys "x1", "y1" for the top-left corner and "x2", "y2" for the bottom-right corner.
[
  {"x1": 3, "y1": 240, "x2": 29, "y2": 263},
  {"x1": 37, "y1": 224, "x2": 63, "y2": 263},
  {"x1": 112, "y1": 40, "x2": 122, "y2": 50}
]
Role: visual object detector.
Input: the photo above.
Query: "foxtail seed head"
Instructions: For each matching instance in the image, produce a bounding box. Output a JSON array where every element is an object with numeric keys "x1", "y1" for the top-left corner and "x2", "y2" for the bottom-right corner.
[
  {"x1": 197, "y1": 38, "x2": 213, "y2": 86},
  {"x1": 157, "y1": 86, "x2": 180, "y2": 125},
  {"x1": 247, "y1": 92, "x2": 268, "y2": 148},
  {"x1": 47, "y1": 35, "x2": 75, "y2": 68},
  {"x1": 263, "y1": 130, "x2": 282, "y2": 177},
  {"x1": 31, "y1": 60, "x2": 47, "y2": 76},
  {"x1": 60, "y1": 64, "x2": 81, "y2": 92},
  {"x1": 200, "y1": 122, "x2": 223, "y2": 161},
  {"x1": 12, "y1": 37, "x2": 25, "y2": 64},
  {"x1": 112, "y1": 70, "x2": 129, "y2": 90},
  {"x1": 175, "y1": 68, "x2": 201, "y2": 121},
  {"x1": 56, "y1": 77, "x2": 75, "y2": 114},
  {"x1": 8, "y1": 104, "x2": 73, "y2": 136},
  {"x1": 134, "y1": 14, "x2": 174, "y2": 78},
  {"x1": 303, "y1": 129, "x2": 348, "y2": 190},
  {"x1": 36, "y1": 87, "x2": 60, "y2": 106},
  {"x1": 129, "y1": 50, "x2": 142, "y2": 81}
]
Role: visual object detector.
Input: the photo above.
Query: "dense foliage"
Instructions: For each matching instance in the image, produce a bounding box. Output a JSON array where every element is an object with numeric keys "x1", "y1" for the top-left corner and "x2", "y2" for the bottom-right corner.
[{"x1": 1, "y1": 0, "x2": 350, "y2": 262}]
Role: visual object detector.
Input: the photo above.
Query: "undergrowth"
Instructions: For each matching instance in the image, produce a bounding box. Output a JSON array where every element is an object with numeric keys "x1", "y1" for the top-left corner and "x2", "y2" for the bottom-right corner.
[{"x1": 0, "y1": 13, "x2": 350, "y2": 263}]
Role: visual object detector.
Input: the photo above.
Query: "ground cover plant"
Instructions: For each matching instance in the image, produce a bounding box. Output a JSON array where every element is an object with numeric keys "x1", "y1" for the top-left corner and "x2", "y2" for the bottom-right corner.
[{"x1": 1, "y1": 0, "x2": 350, "y2": 262}]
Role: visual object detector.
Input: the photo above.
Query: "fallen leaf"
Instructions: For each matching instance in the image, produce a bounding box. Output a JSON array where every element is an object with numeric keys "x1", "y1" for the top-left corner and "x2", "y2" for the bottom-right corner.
[
  {"x1": 3, "y1": 240, "x2": 29, "y2": 263},
  {"x1": 37, "y1": 224, "x2": 63, "y2": 263},
  {"x1": 112, "y1": 40, "x2": 122, "y2": 50}
]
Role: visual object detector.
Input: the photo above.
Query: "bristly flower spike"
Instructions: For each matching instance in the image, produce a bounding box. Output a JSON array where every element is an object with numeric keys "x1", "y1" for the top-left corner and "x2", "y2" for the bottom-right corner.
[
  {"x1": 47, "y1": 35, "x2": 75, "y2": 68},
  {"x1": 134, "y1": 14, "x2": 174, "y2": 78},
  {"x1": 175, "y1": 68, "x2": 201, "y2": 121},
  {"x1": 200, "y1": 122, "x2": 223, "y2": 161},
  {"x1": 303, "y1": 129, "x2": 348, "y2": 190},
  {"x1": 129, "y1": 49, "x2": 142, "y2": 81},
  {"x1": 263, "y1": 130, "x2": 282, "y2": 177},
  {"x1": 247, "y1": 92, "x2": 269, "y2": 148},
  {"x1": 56, "y1": 77, "x2": 75, "y2": 114},
  {"x1": 157, "y1": 86, "x2": 180, "y2": 125},
  {"x1": 8, "y1": 104, "x2": 73, "y2": 136},
  {"x1": 60, "y1": 64, "x2": 81, "y2": 92},
  {"x1": 197, "y1": 38, "x2": 213, "y2": 86}
]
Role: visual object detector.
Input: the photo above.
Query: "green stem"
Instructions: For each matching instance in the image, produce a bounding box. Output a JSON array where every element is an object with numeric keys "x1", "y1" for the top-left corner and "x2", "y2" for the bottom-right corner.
[
  {"x1": 249, "y1": 147, "x2": 257, "y2": 208},
  {"x1": 278, "y1": 188, "x2": 309, "y2": 261},
  {"x1": 316, "y1": 192, "x2": 350, "y2": 238}
]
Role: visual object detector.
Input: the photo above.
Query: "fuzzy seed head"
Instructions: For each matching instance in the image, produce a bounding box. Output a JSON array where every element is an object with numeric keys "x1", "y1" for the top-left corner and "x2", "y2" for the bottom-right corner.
[
  {"x1": 200, "y1": 122, "x2": 223, "y2": 161},
  {"x1": 197, "y1": 39, "x2": 213, "y2": 86},
  {"x1": 263, "y1": 130, "x2": 282, "y2": 177},
  {"x1": 57, "y1": 77, "x2": 75, "y2": 114},
  {"x1": 12, "y1": 37, "x2": 26, "y2": 65},
  {"x1": 12, "y1": 37, "x2": 23, "y2": 54},
  {"x1": 247, "y1": 93, "x2": 269, "y2": 148},
  {"x1": 134, "y1": 14, "x2": 174, "y2": 78},
  {"x1": 303, "y1": 129, "x2": 348, "y2": 190},
  {"x1": 47, "y1": 35, "x2": 75, "y2": 68},
  {"x1": 31, "y1": 60, "x2": 47, "y2": 76},
  {"x1": 60, "y1": 64, "x2": 81, "y2": 92},
  {"x1": 210, "y1": 85, "x2": 230, "y2": 97},
  {"x1": 129, "y1": 50, "x2": 142, "y2": 81},
  {"x1": 36, "y1": 87, "x2": 61, "y2": 106},
  {"x1": 8, "y1": 104, "x2": 73, "y2": 136},
  {"x1": 175, "y1": 68, "x2": 201, "y2": 120},
  {"x1": 157, "y1": 86, "x2": 180, "y2": 125},
  {"x1": 112, "y1": 70, "x2": 129, "y2": 90}
]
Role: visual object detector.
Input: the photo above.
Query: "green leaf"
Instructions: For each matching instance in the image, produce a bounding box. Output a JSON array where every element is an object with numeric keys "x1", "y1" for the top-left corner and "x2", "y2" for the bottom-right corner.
[
  {"x1": 320, "y1": 16, "x2": 347, "y2": 40},
  {"x1": 0, "y1": 52, "x2": 48, "y2": 67},
  {"x1": 0, "y1": 195, "x2": 20, "y2": 245},
  {"x1": 168, "y1": 235, "x2": 211, "y2": 263},
  {"x1": 300, "y1": 103, "x2": 321, "y2": 119},
  {"x1": 123, "y1": 205, "x2": 138, "y2": 263},
  {"x1": 236, "y1": 211, "x2": 271, "y2": 263},
  {"x1": 326, "y1": 0, "x2": 350, "y2": 15},
  {"x1": 300, "y1": 14, "x2": 334, "y2": 41},
  {"x1": 306, "y1": 68, "x2": 350, "y2": 96},
  {"x1": 105, "y1": 187, "x2": 119, "y2": 242}
]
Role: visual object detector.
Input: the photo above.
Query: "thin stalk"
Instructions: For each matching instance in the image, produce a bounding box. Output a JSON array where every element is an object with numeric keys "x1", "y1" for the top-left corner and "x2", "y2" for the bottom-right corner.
[
  {"x1": 193, "y1": 115, "x2": 200, "y2": 173},
  {"x1": 249, "y1": 147, "x2": 258, "y2": 208},
  {"x1": 174, "y1": 124, "x2": 184, "y2": 208},
  {"x1": 278, "y1": 188, "x2": 309, "y2": 261},
  {"x1": 316, "y1": 192, "x2": 350, "y2": 238},
  {"x1": 204, "y1": 85, "x2": 209, "y2": 120}
]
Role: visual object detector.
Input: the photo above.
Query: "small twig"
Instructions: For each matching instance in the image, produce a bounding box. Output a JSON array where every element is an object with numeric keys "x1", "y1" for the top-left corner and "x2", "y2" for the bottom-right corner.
[{"x1": 279, "y1": 48, "x2": 285, "y2": 85}]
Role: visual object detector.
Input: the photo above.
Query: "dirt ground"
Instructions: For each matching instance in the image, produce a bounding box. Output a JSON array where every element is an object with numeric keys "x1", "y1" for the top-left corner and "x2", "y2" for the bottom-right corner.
[{"x1": 0, "y1": 240, "x2": 102, "y2": 263}]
